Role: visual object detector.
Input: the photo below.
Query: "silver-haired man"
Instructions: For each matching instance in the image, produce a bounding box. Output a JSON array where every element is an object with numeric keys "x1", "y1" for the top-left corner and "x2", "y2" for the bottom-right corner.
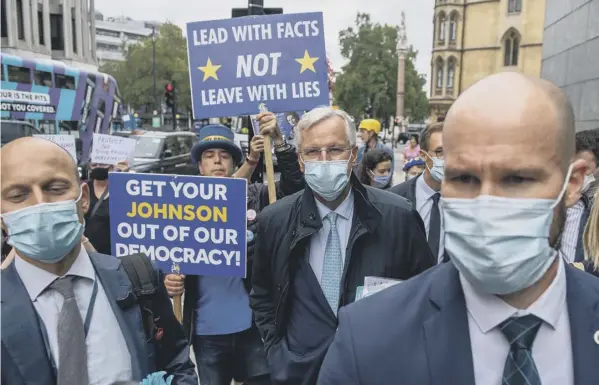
[{"x1": 249, "y1": 106, "x2": 435, "y2": 385}]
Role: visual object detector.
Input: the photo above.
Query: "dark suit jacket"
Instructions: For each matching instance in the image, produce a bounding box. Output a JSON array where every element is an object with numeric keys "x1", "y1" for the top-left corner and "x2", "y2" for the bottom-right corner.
[
  {"x1": 317, "y1": 262, "x2": 599, "y2": 385},
  {"x1": 389, "y1": 175, "x2": 449, "y2": 262},
  {"x1": 1, "y1": 252, "x2": 198, "y2": 385}
]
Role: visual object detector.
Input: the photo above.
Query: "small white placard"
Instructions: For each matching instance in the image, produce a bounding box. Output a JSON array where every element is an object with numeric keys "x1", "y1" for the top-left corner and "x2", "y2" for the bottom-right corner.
[
  {"x1": 90, "y1": 133, "x2": 136, "y2": 165},
  {"x1": 33, "y1": 135, "x2": 77, "y2": 160}
]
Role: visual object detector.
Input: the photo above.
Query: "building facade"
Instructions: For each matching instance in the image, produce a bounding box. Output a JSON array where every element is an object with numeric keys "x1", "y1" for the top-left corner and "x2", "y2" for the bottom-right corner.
[
  {"x1": 0, "y1": 0, "x2": 97, "y2": 71},
  {"x1": 429, "y1": 0, "x2": 546, "y2": 121},
  {"x1": 95, "y1": 13, "x2": 161, "y2": 65},
  {"x1": 541, "y1": 0, "x2": 598, "y2": 132}
]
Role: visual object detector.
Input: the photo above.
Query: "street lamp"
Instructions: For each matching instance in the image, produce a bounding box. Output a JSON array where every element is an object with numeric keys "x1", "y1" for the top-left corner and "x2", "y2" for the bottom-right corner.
[{"x1": 152, "y1": 26, "x2": 157, "y2": 112}]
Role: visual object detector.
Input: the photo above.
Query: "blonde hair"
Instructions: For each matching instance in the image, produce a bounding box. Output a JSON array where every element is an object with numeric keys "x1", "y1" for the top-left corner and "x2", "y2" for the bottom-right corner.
[{"x1": 584, "y1": 189, "x2": 599, "y2": 267}]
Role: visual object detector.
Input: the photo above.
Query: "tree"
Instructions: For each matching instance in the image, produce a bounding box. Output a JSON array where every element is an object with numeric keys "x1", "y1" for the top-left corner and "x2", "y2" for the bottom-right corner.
[
  {"x1": 334, "y1": 13, "x2": 429, "y2": 123},
  {"x1": 100, "y1": 23, "x2": 191, "y2": 113}
]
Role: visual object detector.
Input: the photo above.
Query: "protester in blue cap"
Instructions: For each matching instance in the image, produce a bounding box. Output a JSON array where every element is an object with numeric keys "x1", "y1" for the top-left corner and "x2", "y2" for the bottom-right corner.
[
  {"x1": 164, "y1": 112, "x2": 304, "y2": 385},
  {"x1": 403, "y1": 156, "x2": 426, "y2": 181}
]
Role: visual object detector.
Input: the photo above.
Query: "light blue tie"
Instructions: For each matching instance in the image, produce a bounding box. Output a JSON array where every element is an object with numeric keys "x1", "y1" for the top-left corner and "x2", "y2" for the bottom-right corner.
[{"x1": 321, "y1": 212, "x2": 343, "y2": 314}]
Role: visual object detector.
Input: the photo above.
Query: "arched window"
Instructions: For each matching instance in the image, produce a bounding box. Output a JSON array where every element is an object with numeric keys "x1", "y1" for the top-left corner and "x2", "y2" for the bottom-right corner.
[
  {"x1": 449, "y1": 13, "x2": 458, "y2": 41},
  {"x1": 436, "y1": 58, "x2": 444, "y2": 89},
  {"x1": 508, "y1": 0, "x2": 522, "y2": 13},
  {"x1": 438, "y1": 13, "x2": 447, "y2": 41},
  {"x1": 447, "y1": 58, "x2": 455, "y2": 89},
  {"x1": 503, "y1": 30, "x2": 520, "y2": 66}
]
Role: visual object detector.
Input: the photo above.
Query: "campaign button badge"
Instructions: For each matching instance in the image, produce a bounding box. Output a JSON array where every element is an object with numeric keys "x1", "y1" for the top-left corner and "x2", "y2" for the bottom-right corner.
[
  {"x1": 246, "y1": 230, "x2": 255, "y2": 242},
  {"x1": 246, "y1": 209, "x2": 257, "y2": 221}
]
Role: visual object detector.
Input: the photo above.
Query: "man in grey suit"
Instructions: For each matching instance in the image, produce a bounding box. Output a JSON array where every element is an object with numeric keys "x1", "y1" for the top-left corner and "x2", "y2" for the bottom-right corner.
[
  {"x1": 1, "y1": 137, "x2": 197, "y2": 385},
  {"x1": 318, "y1": 73, "x2": 598, "y2": 385}
]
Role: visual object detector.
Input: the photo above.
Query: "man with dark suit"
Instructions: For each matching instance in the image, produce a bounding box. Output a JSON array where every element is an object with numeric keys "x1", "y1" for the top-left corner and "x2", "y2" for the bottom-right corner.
[
  {"x1": 317, "y1": 73, "x2": 598, "y2": 385},
  {"x1": 250, "y1": 106, "x2": 435, "y2": 385},
  {"x1": 0, "y1": 137, "x2": 197, "y2": 385},
  {"x1": 390, "y1": 122, "x2": 446, "y2": 263}
]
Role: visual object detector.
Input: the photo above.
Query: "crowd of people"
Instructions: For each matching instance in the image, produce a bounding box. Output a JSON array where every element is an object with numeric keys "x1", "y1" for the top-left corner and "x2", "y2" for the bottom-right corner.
[{"x1": 1, "y1": 71, "x2": 598, "y2": 385}]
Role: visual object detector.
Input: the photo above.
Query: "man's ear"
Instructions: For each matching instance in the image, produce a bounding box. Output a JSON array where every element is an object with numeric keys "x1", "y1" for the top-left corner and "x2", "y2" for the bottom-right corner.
[
  {"x1": 298, "y1": 152, "x2": 305, "y2": 173},
  {"x1": 81, "y1": 182, "x2": 90, "y2": 214},
  {"x1": 564, "y1": 158, "x2": 587, "y2": 208}
]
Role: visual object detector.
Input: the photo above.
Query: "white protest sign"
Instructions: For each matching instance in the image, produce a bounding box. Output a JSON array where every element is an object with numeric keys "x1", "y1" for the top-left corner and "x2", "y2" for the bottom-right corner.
[
  {"x1": 91, "y1": 133, "x2": 136, "y2": 165},
  {"x1": 33, "y1": 135, "x2": 77, "y2": 161}
]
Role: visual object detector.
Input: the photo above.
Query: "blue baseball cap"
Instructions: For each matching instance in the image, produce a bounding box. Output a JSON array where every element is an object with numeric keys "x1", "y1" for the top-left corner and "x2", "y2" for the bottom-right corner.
[
  {"x1": 191, "y1": 124, "x2": 243, "y2": 165},
  {"x1": 403, "y1": 156, "x2": 426, "y2": 172}
]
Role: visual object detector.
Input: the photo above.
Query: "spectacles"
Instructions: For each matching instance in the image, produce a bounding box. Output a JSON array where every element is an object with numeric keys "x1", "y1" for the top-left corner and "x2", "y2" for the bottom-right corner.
[
  {"x1": 426, "y1": 148, "x2": 444, "y2": 159},
  {"x1": 301, "y1": 147, "x2": 351, "y2": 161}
]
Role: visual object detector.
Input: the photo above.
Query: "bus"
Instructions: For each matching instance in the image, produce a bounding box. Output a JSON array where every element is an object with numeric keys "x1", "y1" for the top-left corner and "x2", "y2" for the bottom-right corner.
[{"x1": 0, "y1": 53, "x2": 122, "y2": 162}]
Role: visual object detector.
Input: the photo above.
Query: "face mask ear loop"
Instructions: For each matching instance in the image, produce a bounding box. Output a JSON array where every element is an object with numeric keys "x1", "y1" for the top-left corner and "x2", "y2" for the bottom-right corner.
[
  {"x1": 75, "y1": 185, "x2": 84, "y2": 204},
  {"x1": 551, "y1": 164, "x2": 574, "y2": 209}
]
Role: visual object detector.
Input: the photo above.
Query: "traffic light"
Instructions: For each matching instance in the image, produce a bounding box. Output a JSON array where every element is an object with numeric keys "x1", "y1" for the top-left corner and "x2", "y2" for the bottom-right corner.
[{"x1": 164, "y1": 83, "x2": 175, "y2": 109}]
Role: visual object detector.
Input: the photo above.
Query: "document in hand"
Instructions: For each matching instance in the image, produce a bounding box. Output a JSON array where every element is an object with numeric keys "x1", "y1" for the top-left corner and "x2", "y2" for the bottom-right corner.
[{"x1": 355, "y1": 276, "x2": 403, "y2": 301}]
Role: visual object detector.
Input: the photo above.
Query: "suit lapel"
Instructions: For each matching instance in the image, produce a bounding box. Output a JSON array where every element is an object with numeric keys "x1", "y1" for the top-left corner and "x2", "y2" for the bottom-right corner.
[
  {"x1": 1, "y1": 262, "x2": 54, "y2": 384},
  {"x1": 423, "y1": 263, "x2": 475, "y2": 385},
  {"x1": 565, "y1": 265, "x2": 599, "y2": 384},
  {"x1": 90, "y1": 253, "x2": 149, "y2": 379},
  {"x1": 408, "y1": 175, "x2": 418, "y2": 205}
]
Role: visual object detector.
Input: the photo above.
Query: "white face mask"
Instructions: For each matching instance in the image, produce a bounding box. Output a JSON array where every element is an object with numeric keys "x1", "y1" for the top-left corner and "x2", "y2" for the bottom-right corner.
[
  {"x1": 440, "y1": 165, "x2": 572, "y2": 295},
  {"x1": 423, "y1": 151, "x2": 444, "y2": 183}
]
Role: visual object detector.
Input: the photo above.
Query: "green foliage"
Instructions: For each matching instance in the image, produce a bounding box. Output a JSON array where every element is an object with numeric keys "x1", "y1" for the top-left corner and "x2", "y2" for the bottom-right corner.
[
  {"x1": 99, "y1": 23, "x2": 191, "y2": 112},
  {"x1": 334, "y1": 13, "x2": 429, "y2": 123}
]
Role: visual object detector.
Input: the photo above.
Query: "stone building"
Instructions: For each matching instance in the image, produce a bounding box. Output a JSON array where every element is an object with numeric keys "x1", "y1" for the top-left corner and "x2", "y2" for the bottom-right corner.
[
  {"x1": 0, "y1": 0, "x2": 97, "y2": 71},
  {"x1": 429, "y1": 0, "x2": 547, "y2": 121},
  {"x1": 540, "y1": 0, "x2": 599, "y2": 132}
]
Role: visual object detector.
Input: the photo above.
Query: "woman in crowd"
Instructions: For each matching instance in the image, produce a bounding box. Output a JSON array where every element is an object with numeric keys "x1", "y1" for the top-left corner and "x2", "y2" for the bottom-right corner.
[
  {"x1": 403, "y1": 134, "x2": 421, "y2": 161},
  {"x1": 357, "y1": 148, "x2": 393, "y2": 189},
  {"x1": 403, "y1": 157, "x2": 426, "y2": 181},
  {"x1": 580, "y1": 188, "x2": 599, "y2": 276}
]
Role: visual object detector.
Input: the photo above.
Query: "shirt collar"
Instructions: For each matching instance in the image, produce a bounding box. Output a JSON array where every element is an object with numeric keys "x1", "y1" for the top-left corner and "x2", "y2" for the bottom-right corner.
[
  {"x1": 416, "y1": 173, "x2": 437, "y2": 200},
  {"x1": 15, "y1": 247, "x2": 96, "y2": 301},
  {"x1": 460, "y1": 255, "x2": 566, "y2": 333},
  {"x1": 314, "y1": 189, "x2": 354, "y2": 221}
]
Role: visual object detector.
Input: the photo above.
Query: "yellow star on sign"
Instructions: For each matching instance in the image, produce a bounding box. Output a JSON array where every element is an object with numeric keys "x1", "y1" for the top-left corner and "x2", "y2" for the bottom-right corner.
[
  {"x1": 198, "y1": 58, "x2": 222, "y2": 81},
  {"x1": 295, "y1": 50, "x2": 319, "y2": 74}
]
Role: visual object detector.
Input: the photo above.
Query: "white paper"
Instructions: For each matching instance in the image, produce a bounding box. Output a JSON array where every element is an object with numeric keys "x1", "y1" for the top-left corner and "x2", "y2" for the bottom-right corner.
[
  {"x1": 91, "y1": 133, "x2": 136, "y2": 165},
  {"x1": 33, "y1": 135, "x2": 77, "y2": 161},
  {"x1": 359, "y1": 276, "x2": 403, "y2": 300}
]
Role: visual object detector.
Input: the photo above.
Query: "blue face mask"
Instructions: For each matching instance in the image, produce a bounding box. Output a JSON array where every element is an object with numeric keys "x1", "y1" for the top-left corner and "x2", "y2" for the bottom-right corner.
[
  {"x1": 304, "y1": 159, "x2": 351, "y2": 201},
  {"x1": 440, "y1": 165, "x2": 572, "y2": 295},
  {"x1": 426, "y1": 157, "x2": 444, "y2": 183},
  {"x1": 1, "y1": 188, "x2": 84, "y2": 264},
  {"x1": 369, "y1": 171, "x2": 391, "y2": 189}
]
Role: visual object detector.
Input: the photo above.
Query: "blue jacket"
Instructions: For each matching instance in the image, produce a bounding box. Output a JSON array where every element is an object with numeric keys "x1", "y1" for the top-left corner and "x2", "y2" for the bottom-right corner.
[
  {"x1": 317, "y1": 262, "x2": 599, "y2": 385},
  {"x1": 1, "y1": 252, "x2": 198, "y2": 385}
]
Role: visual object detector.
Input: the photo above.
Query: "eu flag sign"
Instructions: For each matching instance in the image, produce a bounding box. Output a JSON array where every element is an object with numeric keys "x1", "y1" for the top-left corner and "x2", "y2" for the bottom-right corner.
[{"x1": 186, "y1": 12, "x2": 329, "y2": 119}]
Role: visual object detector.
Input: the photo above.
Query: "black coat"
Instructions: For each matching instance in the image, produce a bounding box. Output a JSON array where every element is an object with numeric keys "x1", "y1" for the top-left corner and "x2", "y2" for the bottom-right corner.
[
  {"x1": 250, "y1": 174, "x2": 435, "y2": 352},
  {"x1": 182, "y1": 145, "x2": 305, "y2": 339}
]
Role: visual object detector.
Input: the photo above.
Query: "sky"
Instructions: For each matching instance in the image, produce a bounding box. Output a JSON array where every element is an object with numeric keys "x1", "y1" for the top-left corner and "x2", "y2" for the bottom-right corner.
[{"x1": 96, "y1": 0, "x2": 435, "y2": 89}]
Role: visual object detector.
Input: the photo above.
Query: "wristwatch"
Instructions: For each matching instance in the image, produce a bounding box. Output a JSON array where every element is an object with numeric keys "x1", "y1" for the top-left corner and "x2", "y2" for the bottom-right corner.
[
  {"x1": 246, "y1": 156, "x2": 259, "y2": 166},
  {"x1": 274, "y1": 139, "x2": 289, "y2": 150}
]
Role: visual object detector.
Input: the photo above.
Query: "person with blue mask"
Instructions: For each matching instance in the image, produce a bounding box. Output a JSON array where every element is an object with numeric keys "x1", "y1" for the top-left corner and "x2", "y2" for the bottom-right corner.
[
  {"x1": 356, "y1": 148, "x2": 393, "y2": 189},
  {"x1": 0, "y1": 137, "x2": 198, "y2": 385},
  {"x1": 250, "y1": 106, "x2": 435, "y2": 385},
  {"x1": 317, "y1": 73, "x2": 597, "y2": 385},
  {"x1": 390, "y1": 122, "x2": 447, "y2": 263}
]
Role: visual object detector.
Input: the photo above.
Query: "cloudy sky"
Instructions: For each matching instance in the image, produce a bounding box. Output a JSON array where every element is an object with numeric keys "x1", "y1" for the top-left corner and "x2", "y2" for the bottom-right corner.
[{"x1": 96, "y1": 0, "x2": 435, "y2": 87}]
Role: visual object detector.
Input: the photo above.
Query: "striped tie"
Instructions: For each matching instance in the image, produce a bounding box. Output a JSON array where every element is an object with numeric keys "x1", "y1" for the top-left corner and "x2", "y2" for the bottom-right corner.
[{"x1": 499, "y1": 315, "x2": 542, "y2": 385}]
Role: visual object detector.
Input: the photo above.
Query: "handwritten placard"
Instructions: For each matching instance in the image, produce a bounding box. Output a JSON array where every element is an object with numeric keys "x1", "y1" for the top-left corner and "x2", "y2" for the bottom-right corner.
[
  {"x1": 91, "y1": 133, "x2": 136, "y2": 165},
  {"x1": 34, "y1": 135, "x2": 77, "y2": 161}
]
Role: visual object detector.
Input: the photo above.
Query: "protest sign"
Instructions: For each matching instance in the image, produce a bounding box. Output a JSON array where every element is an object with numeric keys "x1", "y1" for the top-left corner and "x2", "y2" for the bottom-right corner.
[
  {"x1": 33, "y1": 135, "x2": 77, "y2": 161},
  {"x1": 91, "y1": 133, "x2": 136, "y2": 165},
  {"x1": 186, "y1": 12, "x2": 329, "y2": 119},
  {"x1": 250, "y1": 110, "x2": 304, "y2": 140},
  {"x1": 109, "y1": 173, "x2": 248, "y2": 277}
]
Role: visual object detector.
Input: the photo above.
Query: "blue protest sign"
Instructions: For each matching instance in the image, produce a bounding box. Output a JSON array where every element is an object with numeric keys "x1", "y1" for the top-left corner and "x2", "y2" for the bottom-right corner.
[
  {"x1": 250, "y1": 110, "x2": 304, "y2": 140},
  {"x1": 109, "y1": 173, "x2": 248, "y2": 277},
  {"x1": 186, "y1": 12, "x2": 329, "y2": 119}
]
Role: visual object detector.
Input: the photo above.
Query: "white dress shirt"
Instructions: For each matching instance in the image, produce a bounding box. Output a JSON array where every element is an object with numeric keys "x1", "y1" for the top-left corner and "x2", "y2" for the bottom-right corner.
[
  {"x1": 414, "y1": 175, "x2": 445, "y2": 262},
  {"x1": 15, "y1": 248, "x2": 133, "y2": 385},
  {"x1": 561, "y1": 199, "x2": 585, "y2": 263},
  {"x1": 461, "y1": 256, "x2": 573, "y2": 385},
  {"x1": 308, "y1": 190, "x2": 354, "y2": 284}
]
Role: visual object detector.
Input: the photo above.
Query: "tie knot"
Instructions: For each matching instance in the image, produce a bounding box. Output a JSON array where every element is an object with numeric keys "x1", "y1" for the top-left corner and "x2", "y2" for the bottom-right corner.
[
  {"x1": 325, "y1": 212, "x2": 338, "y2": 227},
  {"x1": 431, "y1": 192, "x2": 441, "y2": 204},
  {"x1": 49, "y1": 276, "x2": 77, "y2": 299},
  {"x1": 499, "y1": 315, "x2": 542, "y2": 350}
]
